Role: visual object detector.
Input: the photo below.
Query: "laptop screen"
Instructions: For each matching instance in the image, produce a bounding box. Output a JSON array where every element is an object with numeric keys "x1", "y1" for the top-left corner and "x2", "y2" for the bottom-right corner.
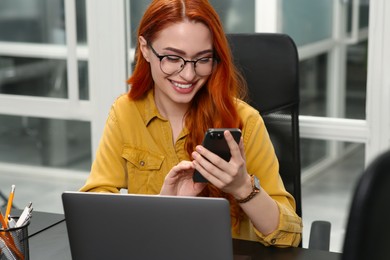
[{"x1": 62, "y1": 191, "x2": 234, "y2": 260}]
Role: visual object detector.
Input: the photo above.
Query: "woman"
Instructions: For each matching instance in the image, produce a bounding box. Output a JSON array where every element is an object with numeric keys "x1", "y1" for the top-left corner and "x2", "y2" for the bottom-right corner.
[{"x1": 80, "y1": 0, "x2": 302, "y2": 247}]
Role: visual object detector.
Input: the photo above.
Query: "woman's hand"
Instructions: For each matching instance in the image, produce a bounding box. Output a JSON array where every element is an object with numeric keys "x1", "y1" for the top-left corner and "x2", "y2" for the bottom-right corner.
[
  {"x1": 191, "y1": 130, "x2": 252, "y2": 199},
  {"x1": 160, "y1": 161, "x2": 207, "y2": 196},
  {"x1": 192, "y1": 130, "x2": 281, "y2": 235}
]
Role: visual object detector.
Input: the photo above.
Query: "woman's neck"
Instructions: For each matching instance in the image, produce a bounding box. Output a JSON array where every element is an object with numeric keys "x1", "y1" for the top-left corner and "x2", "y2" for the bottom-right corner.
[{"x1": 154, "y1": 94, "x2": 189, "y2": 142}]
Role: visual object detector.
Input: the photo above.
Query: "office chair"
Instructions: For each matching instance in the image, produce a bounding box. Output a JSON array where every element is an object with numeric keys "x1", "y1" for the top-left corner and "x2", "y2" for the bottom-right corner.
[
  {"x1": 342, "y1": 149, "x2": 390, "y2": 260},
  {"x1": 227, "y1": 33, "x2": 330, "y2": 249}
]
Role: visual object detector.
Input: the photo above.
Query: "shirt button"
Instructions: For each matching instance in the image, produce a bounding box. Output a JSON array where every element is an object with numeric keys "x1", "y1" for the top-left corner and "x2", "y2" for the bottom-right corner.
[
  {"x1": 271, "y1": 239, "x2": 276, "y2": 245},
  {"x1": 140, "y1": 161, "x2": 145, "y2": 166}
]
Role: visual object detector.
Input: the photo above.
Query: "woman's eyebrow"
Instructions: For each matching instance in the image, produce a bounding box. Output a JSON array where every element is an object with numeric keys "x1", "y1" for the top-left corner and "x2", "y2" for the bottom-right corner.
[{"x1": 162, "y1": 47, "x2": 214, "y2": 56}]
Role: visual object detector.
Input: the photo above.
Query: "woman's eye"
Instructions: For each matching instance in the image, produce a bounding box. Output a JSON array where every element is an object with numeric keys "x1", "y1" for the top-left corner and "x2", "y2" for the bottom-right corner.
[
  {"x1": 197, "y1": 57, "x2": 212, "y2": 64},
  {"x1": 165, "y1": 56, "x2": 182, "y2": 63}
]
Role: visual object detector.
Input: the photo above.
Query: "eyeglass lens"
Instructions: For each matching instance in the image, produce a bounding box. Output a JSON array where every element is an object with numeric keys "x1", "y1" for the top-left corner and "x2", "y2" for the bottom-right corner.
[{"x1": 160, "y1": 56, "x2": 214, "y2": 76}]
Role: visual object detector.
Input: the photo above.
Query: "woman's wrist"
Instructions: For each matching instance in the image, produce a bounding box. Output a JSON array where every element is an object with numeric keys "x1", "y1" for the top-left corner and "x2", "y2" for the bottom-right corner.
[
  {"x1": 235, "y1": 175, "x2": 261, "y2": 203},
  {"x1": 233, "y1": 174, "x2": 253, "y2": 200}
]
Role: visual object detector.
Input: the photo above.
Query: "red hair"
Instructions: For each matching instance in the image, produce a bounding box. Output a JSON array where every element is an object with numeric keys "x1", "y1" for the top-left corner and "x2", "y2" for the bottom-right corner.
[{"x1": 127, "y1": 0, "x2": 248, "y2": 233}]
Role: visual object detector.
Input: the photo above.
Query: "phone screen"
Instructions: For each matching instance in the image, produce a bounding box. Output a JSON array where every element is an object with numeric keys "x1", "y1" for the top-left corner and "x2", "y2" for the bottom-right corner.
[{"x1": 193, "y1": 128, "x2": 242, "y2": 183}]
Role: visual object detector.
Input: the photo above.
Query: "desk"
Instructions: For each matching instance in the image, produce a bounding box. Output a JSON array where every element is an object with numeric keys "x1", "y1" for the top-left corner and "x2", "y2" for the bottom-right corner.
[
  {"x1": 28, "y1": 212, "x2": 341, "y2": 260},
  {"x1": 2, "y1": 207, "x2": 64, "y2": 237},
  {"x1": 22, "y1": 210, "x2": 65, "y2": 237}
]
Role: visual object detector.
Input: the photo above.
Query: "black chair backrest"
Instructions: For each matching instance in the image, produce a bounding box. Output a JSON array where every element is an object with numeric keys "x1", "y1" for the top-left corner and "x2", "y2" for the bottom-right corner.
[
  {"x1": 342, "y1": 150, "x2": 390, "y2": 260},
  {"x1": 227, "y1": 33, "x2": 302, "y2": 217}
]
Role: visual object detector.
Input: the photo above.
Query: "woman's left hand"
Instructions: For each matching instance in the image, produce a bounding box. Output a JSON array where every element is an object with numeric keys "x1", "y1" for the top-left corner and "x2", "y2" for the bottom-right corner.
[
  {"x1": 191, "y1": 130, "x2": 252, "y2": 199},
  {"x1": 192, "y1": 130, "x2": 281, "y2": 236},
  {"x1": 160, "y1": 161, "x2": 207, "y2": 196}
]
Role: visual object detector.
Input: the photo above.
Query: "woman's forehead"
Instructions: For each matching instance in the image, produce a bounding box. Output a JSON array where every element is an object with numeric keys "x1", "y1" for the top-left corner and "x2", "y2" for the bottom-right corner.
[{"x1": 153, "y1": 20, "x2": 213, "y2": 53}]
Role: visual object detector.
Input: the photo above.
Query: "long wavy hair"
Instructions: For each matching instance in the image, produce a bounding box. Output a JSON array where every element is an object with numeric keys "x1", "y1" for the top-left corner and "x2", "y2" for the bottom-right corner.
[{"x1": 127, "y1": 0, "x2": 248, "y2": 233}]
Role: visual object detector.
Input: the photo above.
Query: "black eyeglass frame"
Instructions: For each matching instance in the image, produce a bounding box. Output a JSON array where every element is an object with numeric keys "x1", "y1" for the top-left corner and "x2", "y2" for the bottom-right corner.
[{"x1": 148, "y1": 44, "x2": 217, "y2": 76}]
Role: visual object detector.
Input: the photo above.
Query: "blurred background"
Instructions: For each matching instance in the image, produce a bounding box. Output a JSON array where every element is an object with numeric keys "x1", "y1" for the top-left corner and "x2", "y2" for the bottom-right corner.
[{"x1": 0, "y1": 0, "x2": 386, "y2": 253}]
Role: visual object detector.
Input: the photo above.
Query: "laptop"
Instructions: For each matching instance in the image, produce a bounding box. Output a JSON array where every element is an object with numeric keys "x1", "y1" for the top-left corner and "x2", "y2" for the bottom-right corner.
[{"x1": 62, "y1": 191, "x2": 234, "y2": 260}]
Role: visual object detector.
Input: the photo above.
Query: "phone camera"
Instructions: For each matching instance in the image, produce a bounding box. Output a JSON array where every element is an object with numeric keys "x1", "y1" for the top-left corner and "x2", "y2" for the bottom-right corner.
[
  {"x1": 217, "y1": 133, "x2": 223, "y2": 139},
  {"x1": 210, "y1": 132, "x2": 215, "y2": 139}
]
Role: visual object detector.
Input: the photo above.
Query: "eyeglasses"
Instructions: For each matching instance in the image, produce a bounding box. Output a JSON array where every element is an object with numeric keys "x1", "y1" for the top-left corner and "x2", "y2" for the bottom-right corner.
[{"x1": 148, "y1": 44, "x2": 215, "y2": 76}]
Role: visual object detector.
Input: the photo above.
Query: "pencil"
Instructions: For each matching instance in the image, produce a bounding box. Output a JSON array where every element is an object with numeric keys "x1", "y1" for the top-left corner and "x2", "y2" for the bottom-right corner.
[
  {"x1": 0, "y1": 232, "x2": 24, "y2": 260},
  {"x1": 0, "y1": 210, "x2": 7, "y2": 229},
  {"x1": 4, "y1": 185, "x2": 15, "y2": 227},
  {"x1": 1, "y1": 203, "x2": 24, "y2": 259}
]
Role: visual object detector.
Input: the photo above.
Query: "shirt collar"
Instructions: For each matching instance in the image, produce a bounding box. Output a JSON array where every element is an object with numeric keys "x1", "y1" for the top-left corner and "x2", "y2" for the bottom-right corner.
[
  {"x1": 136, "y1": 89, "x2": 189, "y2": 139},
  {"x1": 137, "y1": 89, "x2": 166, "y2": 126}
]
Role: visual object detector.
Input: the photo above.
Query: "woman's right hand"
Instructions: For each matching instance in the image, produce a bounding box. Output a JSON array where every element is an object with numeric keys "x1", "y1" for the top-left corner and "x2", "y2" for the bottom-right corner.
[{"x1": 160, "y1": 161, "x2": 207, "y2": 196}]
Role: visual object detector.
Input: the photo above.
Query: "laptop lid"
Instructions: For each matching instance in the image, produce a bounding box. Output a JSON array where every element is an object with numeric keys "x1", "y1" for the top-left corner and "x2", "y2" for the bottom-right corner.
[{"x1": 62, "y1": 191, "x2": 233, "y2": 260}]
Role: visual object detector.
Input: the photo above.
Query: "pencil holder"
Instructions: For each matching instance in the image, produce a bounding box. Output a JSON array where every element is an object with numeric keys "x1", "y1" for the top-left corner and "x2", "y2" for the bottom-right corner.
[{"x1": 0, "y1": 218, "x2": 30, "y2": 260}]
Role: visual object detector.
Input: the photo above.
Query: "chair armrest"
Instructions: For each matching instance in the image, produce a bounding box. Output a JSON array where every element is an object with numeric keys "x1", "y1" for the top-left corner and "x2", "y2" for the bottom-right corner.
[{"x1": 308, "y1": 220, "x2": 331, "y2": 251}]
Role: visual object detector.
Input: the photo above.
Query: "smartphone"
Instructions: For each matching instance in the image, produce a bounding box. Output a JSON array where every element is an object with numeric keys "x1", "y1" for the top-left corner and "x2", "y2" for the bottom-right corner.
[{"x1": 193, "y1": 128, "x2": 242, "y2": 183}]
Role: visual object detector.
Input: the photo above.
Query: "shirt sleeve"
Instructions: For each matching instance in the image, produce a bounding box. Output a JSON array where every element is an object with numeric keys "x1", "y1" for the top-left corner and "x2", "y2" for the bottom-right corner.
[
  {"x1": 242, "y1": 112, "x2": 302, "y2": 247},
  {"x1": 79, "y1": 102, "x2": 127, "y2": 193},
  {"x1": 254, "y1": 201, "x2": 302, "y2": 247}
]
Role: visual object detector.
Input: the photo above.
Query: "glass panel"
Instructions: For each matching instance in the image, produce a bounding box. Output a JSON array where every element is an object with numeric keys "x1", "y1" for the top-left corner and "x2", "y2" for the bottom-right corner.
[
  {"x1": 0, "y1": 0, "x2": 87, "y2": 44},
  {"x1": 359, "y1": 1, "x2": 369, "y2": 28},
  {"x1": 301, "y1": 139, "x2": 327, "y2": 170},
  {"x1": 0, "y1": 56, "x2": 68, "y2": 98},
  {"x1": 301, "y1": 140, "x2": 365, "y2": 171},
  {"x1": 76, "y1": 0, "x2": 87, "y2": 44},
  {"x1": 0, "y1": 57, "x2": 89, "y2": 100},
  {"x1": 0, "y1": 114, "x2": 91, "y2": 171},
  {"x1": 281, "y1": 0, "x2": 333, "y2": 46},
  {"x1": 0, "y1": 0, "x2": 64, "y2": 43},
  {"x1": 128, "y1": 0, "x2": 255, "y2": 48},
  {"x1": 301, "y1": 141, "x2": 365, "y2": 252},
  {"x1": 79, "y1": 60, "x2": 89, "y2": 100},
  {"x1": 209, "y1": 0, "x2": 255, "y2": 33},
  {"x1": 347, "y1": 0, "x2": 370, "y2": 31},
  {"x1": 345, "y1": 40, "x2": 367, "y2": 119},
  {"x1": 299, "y1": 54, "x2": 328, "y2": 117},
  {"x1": 128, "y1": 1, "x2": 150, "y2": 49}
]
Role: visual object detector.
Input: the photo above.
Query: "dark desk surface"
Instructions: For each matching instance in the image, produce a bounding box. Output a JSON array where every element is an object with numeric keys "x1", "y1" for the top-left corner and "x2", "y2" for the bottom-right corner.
[
  {"x1": 5, "y1": 207, "x2": 65, "y2": 237},
  {"x1": 27, "y1": 211, "x2": 341, "y2": 260},
  {"x1": 233, "y1": 239, "x2": 340, "y2": 260}
]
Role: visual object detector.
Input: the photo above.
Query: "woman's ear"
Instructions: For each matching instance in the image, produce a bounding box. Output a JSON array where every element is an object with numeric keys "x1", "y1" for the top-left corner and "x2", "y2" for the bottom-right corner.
[{"x1": 139, "y1": 36, "x2": 150, "y2": 62}]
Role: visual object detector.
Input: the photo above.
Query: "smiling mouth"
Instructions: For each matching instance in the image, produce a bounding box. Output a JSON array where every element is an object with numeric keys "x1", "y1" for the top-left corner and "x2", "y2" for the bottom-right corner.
[{"x1": 171, "y1": 80, "x2": 193, "y2": 89}]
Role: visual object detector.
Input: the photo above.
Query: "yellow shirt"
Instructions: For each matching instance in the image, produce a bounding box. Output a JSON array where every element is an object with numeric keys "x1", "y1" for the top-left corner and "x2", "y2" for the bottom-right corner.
[{"x1": 80, "y1": 90, "x2": 302, "y2": 247}]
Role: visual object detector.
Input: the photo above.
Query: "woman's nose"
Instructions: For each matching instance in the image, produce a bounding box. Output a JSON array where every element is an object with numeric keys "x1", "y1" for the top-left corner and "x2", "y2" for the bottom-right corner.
[{"x1": 179, "y1": 62, "x2": 197, "y2": 81}]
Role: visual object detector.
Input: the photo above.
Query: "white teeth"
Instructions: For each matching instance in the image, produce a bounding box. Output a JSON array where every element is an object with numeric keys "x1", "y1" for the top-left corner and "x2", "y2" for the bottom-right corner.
[{"x1": 172, "y1": 81, "x2": 192, "y2": 89}]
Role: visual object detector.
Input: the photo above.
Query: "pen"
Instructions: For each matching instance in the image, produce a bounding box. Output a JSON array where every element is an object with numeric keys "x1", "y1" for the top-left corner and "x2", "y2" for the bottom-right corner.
[
  {"x1": 4, "y1": 185, "x2": 15, "y2": 227},
  {"x1": 7, "y1": 218, "x2": 16, "y2": 229},
  {"x1": 15, "y1": 202, "x2": 33, "y2": 228}
]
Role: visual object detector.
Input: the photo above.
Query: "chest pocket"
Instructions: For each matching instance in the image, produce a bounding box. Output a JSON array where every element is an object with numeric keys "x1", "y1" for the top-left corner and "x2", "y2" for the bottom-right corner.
[
  {"x1": 122, "y1": 146, "x2": 165, "y2": 194},
  {"x1": 122, "y1": 147, "x2": 165, "y2": 170}
]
